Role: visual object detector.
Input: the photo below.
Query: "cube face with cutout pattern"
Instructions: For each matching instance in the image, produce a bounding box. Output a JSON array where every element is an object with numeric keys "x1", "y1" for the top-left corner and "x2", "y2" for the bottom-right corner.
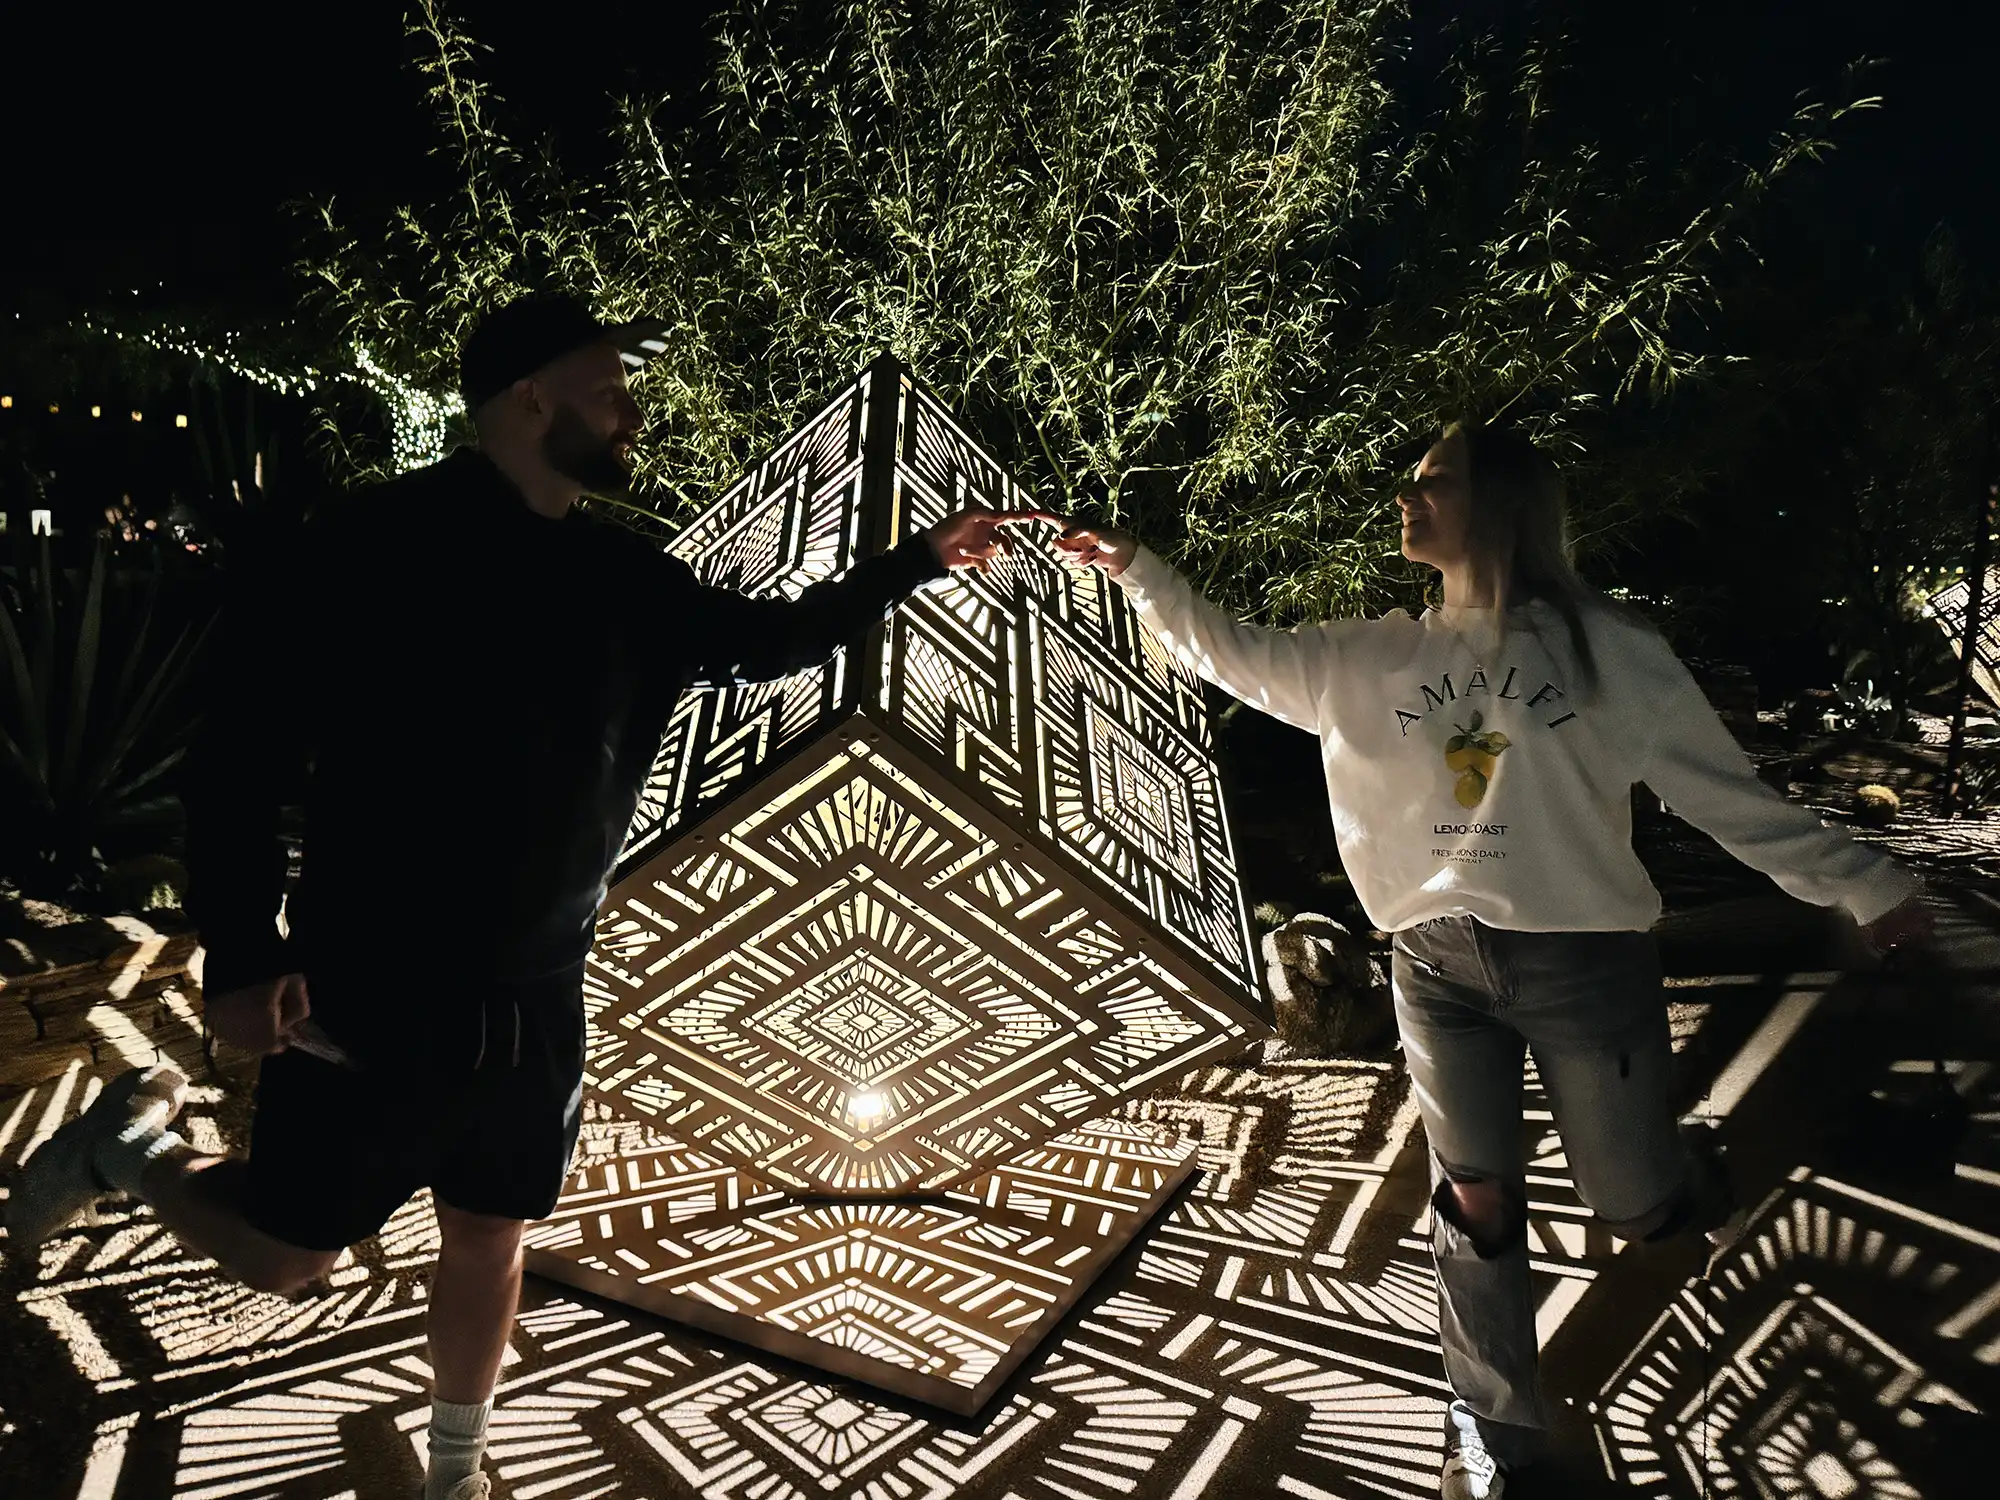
[{"x1": 587, "y1": 356, "x2": 1266, "y2": 1197}]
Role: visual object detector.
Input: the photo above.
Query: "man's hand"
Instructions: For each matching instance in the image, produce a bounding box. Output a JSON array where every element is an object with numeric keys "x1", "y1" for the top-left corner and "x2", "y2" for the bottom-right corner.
[
  {"x1": 1050, "y1": 521, "x2": 1138, "y2": 579},
  {"x1": 927, "y1": 507, "x2": 1061, "y2": 574},
  {"x1": 207, "y1": 973, "x2": 312, "y2": 1055},
  {"x1": 1864, "y1": 897, "x2": 1933, "y2": 961}
]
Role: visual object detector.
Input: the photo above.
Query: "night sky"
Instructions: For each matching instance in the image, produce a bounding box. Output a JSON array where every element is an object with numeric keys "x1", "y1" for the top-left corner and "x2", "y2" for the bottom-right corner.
[
  {"x1": 4, "y1": 1, "x2": 1994, "y2": 320},
  {"x1": 2, "y1": 3, "x2": 717, "y2": 313}
]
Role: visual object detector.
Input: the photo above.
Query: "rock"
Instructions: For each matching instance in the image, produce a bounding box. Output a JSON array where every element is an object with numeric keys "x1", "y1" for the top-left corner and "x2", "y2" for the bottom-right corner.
[
  {"x1": 1755, "y1": 759, "x2": 1794, "y2": 791},
  {"x1": 0, "y1": 915, "x2": 202, "y2": 1091},
  {"x1": 1264, "y1": 913, "x2": 1371, "y2": 989},
  {"x1": 1852, "y1": 783, "x2": 1901, "y2": 827},
  {"x1": 1259, "y1": 913, "x2": 1393, "y2": 1056}
]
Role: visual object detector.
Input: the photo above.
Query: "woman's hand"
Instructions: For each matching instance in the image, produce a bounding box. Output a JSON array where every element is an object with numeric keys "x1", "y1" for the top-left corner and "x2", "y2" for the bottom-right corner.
[{"x1": 1051, "y1": 522, "x2": 1138, "y2": 578}]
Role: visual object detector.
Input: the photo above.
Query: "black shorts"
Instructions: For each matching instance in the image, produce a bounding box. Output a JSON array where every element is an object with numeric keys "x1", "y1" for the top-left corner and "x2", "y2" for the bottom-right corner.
[{"x1": 240, "y1": 970, "x2": 587, "y2": 1252}]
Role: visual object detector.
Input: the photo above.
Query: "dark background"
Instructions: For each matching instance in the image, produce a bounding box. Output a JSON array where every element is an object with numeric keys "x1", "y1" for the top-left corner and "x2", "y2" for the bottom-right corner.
[
  {"x1": 2, "y1": 3, "x2": 715, "y2": 315},
  {"x1": 1, "y1": 1, "x2": 1995, "y2": 915},
  {"x1": 4, "y1": 1, "x2": 1994, "y2": 316},
  {"x1": 4, "y1": 0, "x2": 1997, "y2": 683}
]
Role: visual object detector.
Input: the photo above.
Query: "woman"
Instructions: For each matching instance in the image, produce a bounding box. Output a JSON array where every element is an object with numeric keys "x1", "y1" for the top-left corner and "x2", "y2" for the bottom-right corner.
[{"x1": 1051, "y1": 422, "x2": 1928, "y2": 1500}]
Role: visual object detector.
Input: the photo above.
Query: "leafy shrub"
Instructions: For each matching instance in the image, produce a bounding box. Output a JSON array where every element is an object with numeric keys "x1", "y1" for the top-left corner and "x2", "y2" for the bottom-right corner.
[{"x1": 0, "y1": 536, "x2": 213, "y2": 899}]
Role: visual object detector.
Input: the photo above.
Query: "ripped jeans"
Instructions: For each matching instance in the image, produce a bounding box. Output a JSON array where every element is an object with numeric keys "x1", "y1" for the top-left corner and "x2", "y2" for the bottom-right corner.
[{"x1": 1392, "y1": 917, "x2": 1689, "y2": 1467}]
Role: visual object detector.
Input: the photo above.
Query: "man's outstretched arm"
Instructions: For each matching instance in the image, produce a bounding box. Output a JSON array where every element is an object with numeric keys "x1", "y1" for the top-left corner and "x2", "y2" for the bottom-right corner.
[{"x1": 674, "y1": 507, "x2": 1054, "y2": 684}]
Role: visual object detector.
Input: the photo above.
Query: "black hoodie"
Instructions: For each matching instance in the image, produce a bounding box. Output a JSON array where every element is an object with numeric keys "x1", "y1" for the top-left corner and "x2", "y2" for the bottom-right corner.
[{"x1": 184, "y1": 448, "x2": 943, "y2": 1049}]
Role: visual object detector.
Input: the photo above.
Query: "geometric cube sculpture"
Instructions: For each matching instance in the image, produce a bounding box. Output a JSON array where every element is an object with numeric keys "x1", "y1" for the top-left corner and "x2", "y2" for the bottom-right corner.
[
  {"x1": 582, "y1": 355, "x2": 1266, "y2": 1197},
  {"x1": 523, "y1": 1107, "x2": 1199, "y2": 1414},
  {"x1": 1925, "y1": 566, "x2": 2000, "y2": 707},
  {"x1": 528, "y1": 355, "x2": 1268, "y2": 1410}
]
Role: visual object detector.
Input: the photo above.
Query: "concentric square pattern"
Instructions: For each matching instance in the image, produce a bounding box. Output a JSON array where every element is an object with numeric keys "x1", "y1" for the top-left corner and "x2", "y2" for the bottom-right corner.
[
  {"x1": 523, "y1": 1106, "x2": 1198, "y2": 1413},
  {"x1": 590, "y1": 732, "x2": 1249, "y2": 1194},
  {"x1": 590, "y1": 357, "x2": 1266, "y2": 1200},
  {"x1": 881, "y1": 379, "x2": 1259, "y2": 999}
]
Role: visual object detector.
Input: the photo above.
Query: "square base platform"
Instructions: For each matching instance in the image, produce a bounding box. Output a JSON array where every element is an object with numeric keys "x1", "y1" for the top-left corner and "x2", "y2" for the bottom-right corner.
[{"x1": 523, "y1": 1108, "x2": 1197, "y2": 1414}]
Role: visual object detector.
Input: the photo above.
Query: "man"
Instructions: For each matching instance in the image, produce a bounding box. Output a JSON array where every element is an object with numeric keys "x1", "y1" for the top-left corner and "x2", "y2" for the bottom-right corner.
[{"x1": 9, "y1": 296, "x2": 1044, "y2": 1500}]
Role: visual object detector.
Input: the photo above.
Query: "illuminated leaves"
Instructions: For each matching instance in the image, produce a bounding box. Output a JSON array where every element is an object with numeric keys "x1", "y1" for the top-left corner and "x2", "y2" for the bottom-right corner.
[{"x1": 303, "y1": 1, "x2": 1871, "y2": 621}]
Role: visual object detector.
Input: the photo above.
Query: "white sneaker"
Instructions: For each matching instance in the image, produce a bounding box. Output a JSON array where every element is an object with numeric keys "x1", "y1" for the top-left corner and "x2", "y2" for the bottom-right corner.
[
  {"x1": 6, "y1": 1063, "x2": 187, "y2": 1247},
  {"x1": 1442, "y1": 1444, "x2": 1507, "y2": 1499},
  {"x1": 426, "y1": 1474, "x2": 490, "y2": 1500}
]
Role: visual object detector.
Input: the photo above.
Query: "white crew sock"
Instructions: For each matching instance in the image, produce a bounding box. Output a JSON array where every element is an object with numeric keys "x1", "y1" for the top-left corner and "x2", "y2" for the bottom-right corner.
[
  {"x1": 426, "y1": 1397, "x2": 492, "y2": 1499},
  {"x1": 93, "y1": 1099, "x2": 188, "y2": 1198}
]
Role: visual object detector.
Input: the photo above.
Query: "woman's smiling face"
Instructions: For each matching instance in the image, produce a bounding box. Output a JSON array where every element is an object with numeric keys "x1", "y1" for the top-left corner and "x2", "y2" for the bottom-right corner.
[{"x1": 1399, "y1": 432, "x2": 1472, "y2": 569}]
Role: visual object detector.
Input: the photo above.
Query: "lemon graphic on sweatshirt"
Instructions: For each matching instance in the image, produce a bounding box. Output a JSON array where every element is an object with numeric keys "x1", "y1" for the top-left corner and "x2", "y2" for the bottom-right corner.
[{"x1": 1444, "y1": 711, "x2": 1511, "y2": 808}]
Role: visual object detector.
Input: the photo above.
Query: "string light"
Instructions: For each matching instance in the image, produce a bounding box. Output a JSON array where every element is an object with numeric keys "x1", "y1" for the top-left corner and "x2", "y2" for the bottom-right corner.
[
  {"x1": 72, "y1": 316, "x2": 463, "y2": 474},
  {"x1": 130, "y1": 410, "x2": 143, "y2": 423},
  {"x1": 175, "y1": 414, "x2": 188, "y2": 428},
  {"x1": 352, "y1": 343, "x2": 465, "y2": 472},
  {"x1": 80, "y1": 316, "x2": 328, "y2": 397},
  {"x1": 1, "y1": 395, "x2": 11, "y2": 408},
  {"x1": 91, "y1": 405, "x2": 102, "y2": 418}
]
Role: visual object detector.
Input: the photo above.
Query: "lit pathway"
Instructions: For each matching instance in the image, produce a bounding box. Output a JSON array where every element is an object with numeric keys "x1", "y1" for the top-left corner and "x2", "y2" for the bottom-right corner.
[{"x1": 2, "y1": 891, "x2": 1993, "y2": 1499}]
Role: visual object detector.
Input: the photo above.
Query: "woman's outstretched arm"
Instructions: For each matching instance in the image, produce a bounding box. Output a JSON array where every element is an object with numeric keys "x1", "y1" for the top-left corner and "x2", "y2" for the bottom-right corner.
[
  {"x1": 1054, "y1": 523, "x2": 1330, "y2": 732},
  {"x1": 1627, "y1": 620, "x2": 1923, "y2": 939}
]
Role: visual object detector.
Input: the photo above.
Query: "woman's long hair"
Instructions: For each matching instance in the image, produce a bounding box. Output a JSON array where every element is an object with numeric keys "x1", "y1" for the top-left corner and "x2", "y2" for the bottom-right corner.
[{"x1": 1446, "y1": 419, "x2": 1603, "y2": 688}]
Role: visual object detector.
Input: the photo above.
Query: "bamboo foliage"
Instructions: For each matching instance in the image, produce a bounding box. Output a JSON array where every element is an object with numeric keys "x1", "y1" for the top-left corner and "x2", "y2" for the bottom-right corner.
[{"x1": 304, "y1": 0, "x2": 1872, "y2": 620}]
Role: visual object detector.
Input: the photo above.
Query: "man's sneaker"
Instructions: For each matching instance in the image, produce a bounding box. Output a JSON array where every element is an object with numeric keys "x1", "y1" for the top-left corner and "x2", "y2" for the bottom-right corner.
[
  {"x1": 1443, "y1": 1402, "x2": 1509, "y2": 1500},
  {"x1": 425, "y1": 1474, "x2": 490, "y2": 1500},
  {"x1": 1442, "y1": 1444, "x2": 1507, "y2": 1500},
  {"x1": 6, "y1": 1063, "x2": 187, "y2": 1247}
]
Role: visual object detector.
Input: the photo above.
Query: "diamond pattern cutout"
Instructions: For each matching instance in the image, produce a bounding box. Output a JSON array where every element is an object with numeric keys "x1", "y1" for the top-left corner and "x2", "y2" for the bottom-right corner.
[
  {"x1": 561, "y1": 355, "x2": 1267, "y2": 1407},
  {"x1": 524, "y1": 1110, "x2": 1199, "y2": 1413},
  {"x1": 588, "y1": 733, "x2": 1249, "y2": 1195}
]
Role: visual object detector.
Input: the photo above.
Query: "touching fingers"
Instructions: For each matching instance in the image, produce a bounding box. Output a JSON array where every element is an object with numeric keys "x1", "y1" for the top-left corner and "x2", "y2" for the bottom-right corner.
[{"x1": 935, "y1": 510, "x2": 1122, "y2": 574}]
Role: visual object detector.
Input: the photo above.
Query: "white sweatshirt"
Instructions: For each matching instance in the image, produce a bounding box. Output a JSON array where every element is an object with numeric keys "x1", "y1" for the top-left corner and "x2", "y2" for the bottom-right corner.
[{"x1": 1117, "y1": 548, "x2": 1916, "y2": 934}]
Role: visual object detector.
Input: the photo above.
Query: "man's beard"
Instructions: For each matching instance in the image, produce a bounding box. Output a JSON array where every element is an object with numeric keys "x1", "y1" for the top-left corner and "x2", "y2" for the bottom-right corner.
[{"x1": 543, "y1": 404, "x2": 634, "y2": 497}]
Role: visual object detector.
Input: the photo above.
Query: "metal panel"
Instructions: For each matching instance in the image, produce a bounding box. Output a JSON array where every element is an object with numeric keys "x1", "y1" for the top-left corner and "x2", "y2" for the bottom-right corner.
[
  {"x1": 588, "y1": 723, "x2": 1260, "y2": 1196},
  {"x1": 1926, "y1": 566, "x2": 2000, "y2": 706},
  {"x1": 523, "y1": 1109, "x2": 1197, "y2": 1414},
  {"x1": 877, "y1": 376, "x2": 1258, "y2": 1003},
  {"x1": 619, "y1": 370, "x2": 875, "y2": 869},
  {"x1": 592, "y1": 357, "x2": 1265, "y2": 1200}
]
